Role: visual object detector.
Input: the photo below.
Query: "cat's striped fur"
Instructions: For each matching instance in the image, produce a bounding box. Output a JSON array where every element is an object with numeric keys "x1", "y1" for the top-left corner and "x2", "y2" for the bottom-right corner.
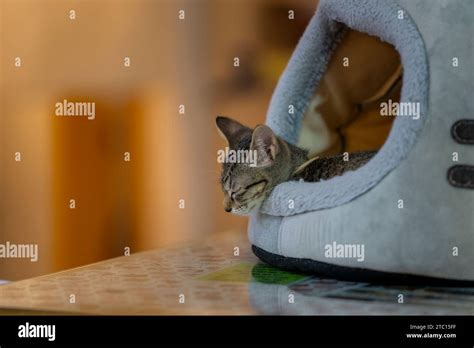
[{"x1": 216, "y1": 116, "x2": 376, "y2": 215}]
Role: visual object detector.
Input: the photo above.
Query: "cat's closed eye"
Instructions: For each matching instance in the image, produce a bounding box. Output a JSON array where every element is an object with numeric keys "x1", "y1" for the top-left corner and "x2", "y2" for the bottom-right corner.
[
  {"x1": 244, "y1": 180, "x2": 267, "y2": 190},
  {"x1": 243, "y1": 180, "x2": 267, "y2": 198},
  {"x1": 231, "y1": 180, "x2": 267, "y2": 202}
]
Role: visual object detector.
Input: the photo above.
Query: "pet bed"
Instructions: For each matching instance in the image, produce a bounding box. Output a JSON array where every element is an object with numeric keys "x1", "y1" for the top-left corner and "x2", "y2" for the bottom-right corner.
[{"x1": 249, "y1": 0, "x2": 474, "y2": 284}]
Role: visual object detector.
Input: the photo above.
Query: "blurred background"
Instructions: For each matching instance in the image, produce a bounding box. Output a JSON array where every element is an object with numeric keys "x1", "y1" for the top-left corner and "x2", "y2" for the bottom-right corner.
[
  {"x1": 0, "y1": 0, "x2": 320, "y2": 280},
  {"x1": 0, "y1": 0, "x2": 398, "y2": 280}
]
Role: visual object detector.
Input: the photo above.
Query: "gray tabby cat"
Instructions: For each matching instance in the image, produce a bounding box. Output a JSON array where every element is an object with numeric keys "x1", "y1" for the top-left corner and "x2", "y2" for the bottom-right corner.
[{"x1": 216, "y1": 116, "x2": 376, "y2": 215}]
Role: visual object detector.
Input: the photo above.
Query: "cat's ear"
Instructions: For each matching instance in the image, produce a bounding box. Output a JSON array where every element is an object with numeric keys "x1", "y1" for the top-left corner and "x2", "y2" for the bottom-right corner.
[
  {"x1": 250, "y1": 125, "x2": 279, "y2": 167},
  {"x1": 215, "y1": 116, "x2": 251, "y2": 149}
]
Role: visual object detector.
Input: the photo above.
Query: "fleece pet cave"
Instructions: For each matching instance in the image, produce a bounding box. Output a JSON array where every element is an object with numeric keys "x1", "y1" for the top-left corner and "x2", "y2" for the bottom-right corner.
[{"x1": 249, "y1": 0, "x2": 474, "y2": 285}]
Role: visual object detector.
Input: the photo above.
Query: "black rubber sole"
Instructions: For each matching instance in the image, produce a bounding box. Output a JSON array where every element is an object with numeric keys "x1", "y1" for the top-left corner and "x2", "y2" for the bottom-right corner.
[{"x1": 252, "y1": 245, "x2": 474, "y2": 287}]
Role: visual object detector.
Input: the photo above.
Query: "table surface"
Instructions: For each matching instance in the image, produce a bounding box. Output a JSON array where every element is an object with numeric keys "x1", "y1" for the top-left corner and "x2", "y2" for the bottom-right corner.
[{"x1": 0, "y1": 232, "x2": 472, "y2": 315}]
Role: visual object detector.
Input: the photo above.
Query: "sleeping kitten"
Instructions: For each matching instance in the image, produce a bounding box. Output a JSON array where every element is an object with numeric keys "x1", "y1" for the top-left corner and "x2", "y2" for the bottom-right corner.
[{"x1": 216, "y1": 116, "x2": 376, "y2": 215}]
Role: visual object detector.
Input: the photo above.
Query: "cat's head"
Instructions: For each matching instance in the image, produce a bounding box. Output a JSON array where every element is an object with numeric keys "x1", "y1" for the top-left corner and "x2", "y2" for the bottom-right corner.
[{"x1": 215, "y1": 116, "x2": 290, "y2": 216}]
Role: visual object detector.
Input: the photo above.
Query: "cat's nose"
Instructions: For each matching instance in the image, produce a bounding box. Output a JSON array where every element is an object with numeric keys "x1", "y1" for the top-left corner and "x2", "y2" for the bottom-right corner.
[{"x1": 224, "y1": 207, "x2": 232, "y2": 213}]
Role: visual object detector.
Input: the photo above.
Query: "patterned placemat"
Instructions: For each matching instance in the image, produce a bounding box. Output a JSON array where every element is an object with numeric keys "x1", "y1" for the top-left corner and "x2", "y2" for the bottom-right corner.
[{"x1": 0, "y1": 232, "x2": 472, "y2": 315}]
